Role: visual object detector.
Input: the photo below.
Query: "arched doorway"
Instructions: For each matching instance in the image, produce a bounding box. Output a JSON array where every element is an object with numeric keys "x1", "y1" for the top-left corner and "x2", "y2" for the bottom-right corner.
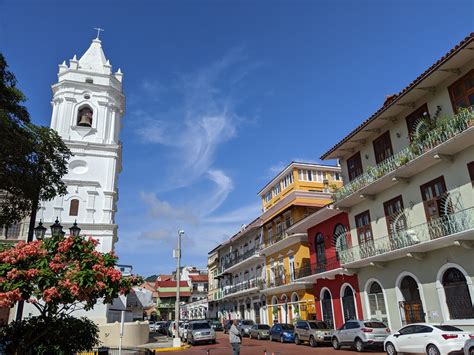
[
  {"x1": 399, "y1": 275, "x2": 425, "y2": 324},
  {"x1": 245, "y1": 297, "x2": 252, "y2": 319},
  {"x1": 315, "y1": 233, "x2": 326, "y2": 273},
  {"x1": 291, "y1": 293, "x2": 299, "y2": 321},
  {"x1": 321, "y1": 289, "x2": 334, "y2": 329},
  {"x1": 367, "y1": 281, "x2": 387, "y2": 323},
  {"x1": 271, "y1": 296, "x2": 278, "y2": 324},
  {"x1": 281, "y1": 294, "x2": 288, "y2": 323},
  {"x1": 341, "y1": 285, "x2": 357, "y2": 321},
  {"x1": 442, "y1": 267, "x2": 474, "y2": 319}
]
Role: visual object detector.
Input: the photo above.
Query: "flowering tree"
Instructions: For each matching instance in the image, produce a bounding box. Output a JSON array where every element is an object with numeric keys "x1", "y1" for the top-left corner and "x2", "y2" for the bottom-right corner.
[{"x1": 0, "y1": 234, "x2": 142, "y2": 318}]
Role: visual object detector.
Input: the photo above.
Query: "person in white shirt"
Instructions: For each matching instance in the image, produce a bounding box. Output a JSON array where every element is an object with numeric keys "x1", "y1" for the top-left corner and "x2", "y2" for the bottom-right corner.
[{"x1": 228, "y1": 319, "x2": 242, "y2": 355}]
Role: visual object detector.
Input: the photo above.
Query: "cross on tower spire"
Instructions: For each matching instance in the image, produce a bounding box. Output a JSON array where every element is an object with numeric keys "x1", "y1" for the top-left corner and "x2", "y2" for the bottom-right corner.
[{"x1": 94, "y1": 27, "x2": 104, "y2": 40}]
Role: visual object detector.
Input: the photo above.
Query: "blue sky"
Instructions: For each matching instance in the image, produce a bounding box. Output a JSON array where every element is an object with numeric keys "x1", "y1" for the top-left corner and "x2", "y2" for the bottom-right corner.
[{"x1": 1, "y1": 0, "x2": 472, "y2": 277}]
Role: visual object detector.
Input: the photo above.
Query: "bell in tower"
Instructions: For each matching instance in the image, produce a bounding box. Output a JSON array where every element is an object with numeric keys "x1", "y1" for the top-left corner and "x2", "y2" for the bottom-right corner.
[{"x1": 77, "y1": 106, "x2": 93, "y2": 127}]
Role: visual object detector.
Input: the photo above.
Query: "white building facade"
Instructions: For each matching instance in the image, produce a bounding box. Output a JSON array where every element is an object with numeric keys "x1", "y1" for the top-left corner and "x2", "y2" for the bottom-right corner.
[{"x1": 321, "y1": 34, "x2": 474, "y2": 331}]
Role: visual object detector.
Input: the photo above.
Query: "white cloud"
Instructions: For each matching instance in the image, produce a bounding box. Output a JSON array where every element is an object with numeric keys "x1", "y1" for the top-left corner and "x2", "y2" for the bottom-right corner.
[{"x1": 139, "y1": 191, "x2": 197, "y2": 224}]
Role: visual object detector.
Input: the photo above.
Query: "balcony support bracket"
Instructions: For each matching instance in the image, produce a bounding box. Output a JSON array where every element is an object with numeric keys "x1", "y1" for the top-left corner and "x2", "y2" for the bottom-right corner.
[
  {"x1": 454, "y1": 240, "x2": 474, "y2": 249},
  {"x1": 369, "y1": 262, "x2": 385, "y2": 269},
  {"x1": 407, "y1": 252, "x2": 426, "y2": 261},
  {"x1": 360, "y1": 194, "x2": 376, "y2": 201},
  {"x1": 434, "y1": 153, "x2": 454, "y2": 162}
]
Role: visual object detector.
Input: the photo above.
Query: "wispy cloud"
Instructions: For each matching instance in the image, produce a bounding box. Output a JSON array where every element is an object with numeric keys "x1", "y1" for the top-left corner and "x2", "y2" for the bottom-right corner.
[{"x1": 139, "y1": 191, "x2": 197, "y2": 224}]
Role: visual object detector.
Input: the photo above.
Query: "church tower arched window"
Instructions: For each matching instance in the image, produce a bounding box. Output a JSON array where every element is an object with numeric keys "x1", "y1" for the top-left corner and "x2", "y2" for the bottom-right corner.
[
  {"x1": 77, "y1": 106, "x2": 93, "y2": 127},
  {"x1": 69, "y1": 199, "x2": 79, "y2": 216}
]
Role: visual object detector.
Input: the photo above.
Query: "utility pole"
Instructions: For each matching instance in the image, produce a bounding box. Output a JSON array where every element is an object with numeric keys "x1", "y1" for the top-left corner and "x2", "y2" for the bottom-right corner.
[{"x1": 173, "y1": 230, "x2": 184, "y2": 348}]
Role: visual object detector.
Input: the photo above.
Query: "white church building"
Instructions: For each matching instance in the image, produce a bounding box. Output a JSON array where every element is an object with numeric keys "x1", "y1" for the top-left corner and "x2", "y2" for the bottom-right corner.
[{"x1": 32, "y1": 36, "x2": 126, "y2": 324}]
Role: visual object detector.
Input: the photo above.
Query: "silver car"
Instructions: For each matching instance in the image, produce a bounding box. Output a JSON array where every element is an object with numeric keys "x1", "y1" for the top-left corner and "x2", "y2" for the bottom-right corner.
[
  {"x1": 249, "y1": 324, "x2": 271, "y2": 340},
  {"x1": 464, "y1": 338, "x2": 474, "y2": 355},
  {"x1": 332, "y1": 320, "x2": 390, "y2": 352},
  {"x1": 295, "y1": 320, "x2": 334, "y2": 346},
  {"x1": 186, "y1": 321, "x2": 216, "y2": 345},
  {"x1": 238, "y1": 319, "x2": 255, "y2": 337}
]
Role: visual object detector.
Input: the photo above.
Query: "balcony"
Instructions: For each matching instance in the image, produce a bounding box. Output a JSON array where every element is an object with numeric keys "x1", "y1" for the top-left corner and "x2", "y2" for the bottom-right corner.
[
  {"x1": 156, "y1": 302, "x2": 175, "y2": 309},
  {"x1": 294, "y1": 256, "x2": 354, "y2": 282},
  {"x1": 222, "y1": 248, "x2": 264, "y2": 273},
  {"x1": 259, "y1": 232, "x2": 308, "y2": 256},
  {"x1": 334, "y1": 109, "x2": 474, "y2": 208},
  {"x1": 263, "y1": 269, "x2": 313, "y2": 295},
  {"x1": 221, "y1": 278, "x2": 264, "y2": 299},
  {"x1": 338, "y1": 207, "x2": 474, "y2": 268}
]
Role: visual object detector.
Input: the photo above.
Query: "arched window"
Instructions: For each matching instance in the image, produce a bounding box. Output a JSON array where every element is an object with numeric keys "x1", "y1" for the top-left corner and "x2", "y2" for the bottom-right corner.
[
  {"x1": 69, "y1": 199, "x2": 79, "y2": 216},
  {"x1": 400, "y1": 275, "x2": 425, "y2": 324},
  {"x1": 442, "y1": 267, "x2": 474, "y2": 319},
  {"x1": 321, "y1": 289, "x2": 334, "y2": 329},
  {"x1": 77, "y1": 106, "x2": 93, "y2": 127},
  {"x1": 367, "y1": 281, "x2": 387, "y2": 323},
  {"x1": 342, "y1": 286, "x2": 357, "y2": 321},
  {"x1": 315, "y1": 233, "x2": 326, "y2": 272}
]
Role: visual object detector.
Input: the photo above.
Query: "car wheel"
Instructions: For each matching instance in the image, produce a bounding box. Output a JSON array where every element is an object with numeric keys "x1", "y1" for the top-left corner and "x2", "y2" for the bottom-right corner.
[
  {"x1": 426, "y1": 344, "x2": 440, "y2": 355},
  {"x1": 295, "y1": 334, "x2": 301, "y2": 345},
  {"x1": 332, "y1": 337, "x2": 340, "y2": 350},
  {"x1": 309, "y1": 335, "x2": 317, "y2": 347},
  {"x1": 212, "y1": 339, "x2": 216, "y2": 344},
  {"x1": 385, "y1": 342, "x2": 397, "y2": 355},
  {"x1": 280, "y1": 335, "x2": 284, "y2": 343},
  {"x1": 355, "y1": 338, "x2": 364, "y2": 352},
  {"x1": 257, "y1": 333, "x2": 261, "y2": 340}
]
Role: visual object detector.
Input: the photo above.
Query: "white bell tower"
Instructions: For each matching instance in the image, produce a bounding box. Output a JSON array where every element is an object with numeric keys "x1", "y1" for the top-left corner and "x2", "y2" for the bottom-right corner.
[{"x1": 37, "y1": 36, "x2": 125, "y2": 253}]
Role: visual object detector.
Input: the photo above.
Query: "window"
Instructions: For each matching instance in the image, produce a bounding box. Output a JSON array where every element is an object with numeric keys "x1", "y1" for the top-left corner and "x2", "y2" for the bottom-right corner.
[
  {"x1": 383, "y1": 195, "x2": 406, "y2": 236},
  {"x1": 321, "y1": 290, "x2": 334, "y2": 329},
  {"x1": 315, "y1": 170, "x2": 324, "y2": 182},
  {"x1": 367, "y1": 282, "x2": 387, "y2": 323},
  {"x1": 398, "y1": 325, "x2": 417, "y2": 335},
  {"x1": 420, "y1": 176, "x2": 447, "y2": 221},
  {"x1": 77, "y1": 106, "x2": 93, "y2": 127},
  {"x1": 307, "y1": 170, "x2": 313, "y2": 181},
  {"x1": 264, "y1": 191, "x2": 272, "y2": 203},
  {"x1": 373, "y1": 131, "x2": 393, "y2": 164},
  {"x1": 342, "y1": 287, "x2": 357, "y2": 321},
  {"x1": 442, "y1": 267, "x2": 474, "y2": 319},
  {"x1": 69, "y1": 199, "x2": 79, "y2": 216},
  {"x1": 400, "y1": 275, "x2": 425, "y2": 324},
  {"x1": 448, "y1": 69, "x2": 474, "y2": 111},
  {"x1": 347, "y1": 152, "x2": 363, "y2": 182},
  {"x1": 355, "y1": 210, "x2": 373, "y2": 244},
  {"x1": 272, "y1": 183, "x2": 281, "y2": 197},
  {"x1": 5, "y1": 223, "x2": 21, "y2": 239},
  {"x1": 405, "y1": 104, "x2": 430, "y2": 140},
  {"x1": 333, "y1": 172, "x2": 341, "y2": 181},
  {"x1": 281, "y1": 173, "x2": 294, "y2": 189},
  {"x1": 315, "y1": 233, "x2": 326, "y2": 269},
  {"x1": 468, "y1": 162, "x2": 474, "y2": 186}
]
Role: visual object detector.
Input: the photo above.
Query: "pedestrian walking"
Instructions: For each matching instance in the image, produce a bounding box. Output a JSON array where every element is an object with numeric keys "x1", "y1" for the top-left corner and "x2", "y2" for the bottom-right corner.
[{"x1": 229, "y1": 319, "x2": 242, "y2": 355}]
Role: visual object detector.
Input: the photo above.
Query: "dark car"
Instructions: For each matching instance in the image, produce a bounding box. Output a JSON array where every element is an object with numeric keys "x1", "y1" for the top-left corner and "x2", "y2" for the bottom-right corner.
[
  {"x1": 249, "y1": 324, "x2": 271, "y2": 340},
  {"x1": 210, "y1": 320, "x2": 223, "y2": 331},
  {"x1": 270, "y1": 323, "x2": 295, "y2": 343}
]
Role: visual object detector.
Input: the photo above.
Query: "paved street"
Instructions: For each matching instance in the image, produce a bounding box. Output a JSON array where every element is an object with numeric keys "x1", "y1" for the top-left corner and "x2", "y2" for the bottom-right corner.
[{"x1": 165, "y1": 332, "x2": 385, "y2": 354}]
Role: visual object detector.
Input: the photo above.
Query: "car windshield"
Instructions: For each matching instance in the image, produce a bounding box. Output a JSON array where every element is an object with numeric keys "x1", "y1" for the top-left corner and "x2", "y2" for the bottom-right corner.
[
  {"x1": 281, "y1": 324, "x2": 294, "y2": 330},
  {"x1": 364, "y1": 322, "x2": 386, "y2": 328},
  {"x1": 192, "y1": 322, "x2": 210, "y2": 330},
  {"x1": 242, "y1": 320, "x2": 254, "y2": 325},
  {"x1": 309, "y1": 321, "x2": 329, "y2": 329},
  {"x1": 434, "y1": 325, "x2": 463, "y2": 332},
  {"x1": 258, "y1": 325, "x2": 270, "y2": 329}
]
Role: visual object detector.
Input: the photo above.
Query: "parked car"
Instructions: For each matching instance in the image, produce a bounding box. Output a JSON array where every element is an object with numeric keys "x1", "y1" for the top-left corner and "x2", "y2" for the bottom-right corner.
[
  {"x1": 249, "y1": 324, "x2": 271, "y2": 340},
  {"x1": 210, "y1": 320, "x2": 223, "y2": 331},
  {"x1": 294, "y1": 320, "x2": 334, "y2": 347},
  {"x1": 187, "y1": 320, "x2": 216, "y2": 345},
  {"x1": 270, "y1": 323, "x2": 295, "y2": 343},
  {"x1": 465, "y1": 338, "x2": 474, "y2": 355},
  {"x1": 179, "y1": 322, "x2": 189, "y2": 340},
  {"x1": 332, "y1": 320, "x2": 390, "y2": 352},
  {"x1": 238, "y1": 319, "x2": 255, "y2": 337},
  {"x1": 158, "y1": 321, "x2": 169, "y2": 334},
  {"x1": 148, "y1": 321, "x2": 156, "y2": 332},
  {"x1": 384, "y1": 323, "x2": 472, "y2": 355},
  {"x1": 168, "y1": 321, "x2": 183, "y2": 337}
]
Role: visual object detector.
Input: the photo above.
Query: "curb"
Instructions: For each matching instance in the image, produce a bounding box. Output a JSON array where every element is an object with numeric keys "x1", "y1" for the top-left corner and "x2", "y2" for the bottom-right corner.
[{"x1": 152, "y1": 345, "x2": 191, "y2": 352}]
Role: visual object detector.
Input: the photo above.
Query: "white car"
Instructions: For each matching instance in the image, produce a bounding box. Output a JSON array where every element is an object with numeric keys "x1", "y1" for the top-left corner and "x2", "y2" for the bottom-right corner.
[
  {"x1": 148, "y1": 321, "x2": 156, "y2": 332},
  {"x1": 384, "y1": 323, "x2": 473, "y2": 355}
]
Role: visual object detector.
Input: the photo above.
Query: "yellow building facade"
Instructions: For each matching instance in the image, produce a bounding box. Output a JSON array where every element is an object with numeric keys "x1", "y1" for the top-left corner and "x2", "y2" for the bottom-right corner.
[{"x1": 258, "y1": 162, "x2": 341, "y2": 325}]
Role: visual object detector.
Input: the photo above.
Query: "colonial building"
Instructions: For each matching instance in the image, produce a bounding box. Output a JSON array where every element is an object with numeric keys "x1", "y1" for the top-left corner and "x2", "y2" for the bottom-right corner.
[
  {"x1": 258, "y1": 162, "x2": 342, "y2": 325},
  {"x1": 321, "y1": 33, "x2": 474, "y2": 330},
  {"x1": 207, "y1": 247, "x2": 220, "y2": 319},
  {"x1": 285, "y1": 207, "x2": 363, "y2": 329},
  {"x1": 214, "y1": 218, "x2": 265, "y2": 323},
  {"x1": 155, "y1": 279, "x2": 191, "y2": 321}
]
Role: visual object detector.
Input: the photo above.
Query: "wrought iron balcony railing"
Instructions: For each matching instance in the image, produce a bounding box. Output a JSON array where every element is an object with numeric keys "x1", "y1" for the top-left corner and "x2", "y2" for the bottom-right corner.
[
  {"x1": 338, "y1": 207, "x2": 474, "y2": 265},
  {"x1": 223, "y1": 247, "x2": 260, "y2": 270},
  {"x1": 266, "y1": 266, "x2": 313, "y2": 288},
  {"x1": 221, "y1": 278, "x2": 264, "y2": 297},
  {"x1": 333, "y1": 108, "x2": 474, "y2": 203}
]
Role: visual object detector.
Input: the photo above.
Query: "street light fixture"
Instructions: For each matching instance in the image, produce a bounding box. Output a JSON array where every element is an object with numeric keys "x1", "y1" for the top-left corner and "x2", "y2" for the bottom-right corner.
[
  {"x1": 69, "y1": 220, "x2": 81, "y2": 237},
  {"x1": 50, "y1": 217, "x2": 64, "y2": 236},
  {"x1": 34, "y1": 221, "x2": 47, "y2": 240}
]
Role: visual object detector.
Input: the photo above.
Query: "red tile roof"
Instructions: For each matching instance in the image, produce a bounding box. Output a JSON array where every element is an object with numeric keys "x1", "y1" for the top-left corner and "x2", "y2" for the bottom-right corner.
[
  {"x1": 156, "y1": 280, "x2": 189, "y2": 288},
  {"x1": 321, "y1": 32, "x2": 474, "y2": 160},
  {"x1": 189, "y1": 275, "x2": 208, "y2": 282}
]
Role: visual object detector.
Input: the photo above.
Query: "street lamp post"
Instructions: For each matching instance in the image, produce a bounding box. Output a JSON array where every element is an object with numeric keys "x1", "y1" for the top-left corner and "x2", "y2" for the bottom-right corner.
[{"x1": 173, "y1": 230, "x2": 184, "y2": 348}]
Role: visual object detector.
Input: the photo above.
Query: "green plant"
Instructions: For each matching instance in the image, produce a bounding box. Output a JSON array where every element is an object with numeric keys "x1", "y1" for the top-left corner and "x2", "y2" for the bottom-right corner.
[
  {"x1": 398, "y1": 154, "x2": 409, "y2": 166},
  {"x1": 0, "y1": 315, "x2": 100, "y2": 354}
]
